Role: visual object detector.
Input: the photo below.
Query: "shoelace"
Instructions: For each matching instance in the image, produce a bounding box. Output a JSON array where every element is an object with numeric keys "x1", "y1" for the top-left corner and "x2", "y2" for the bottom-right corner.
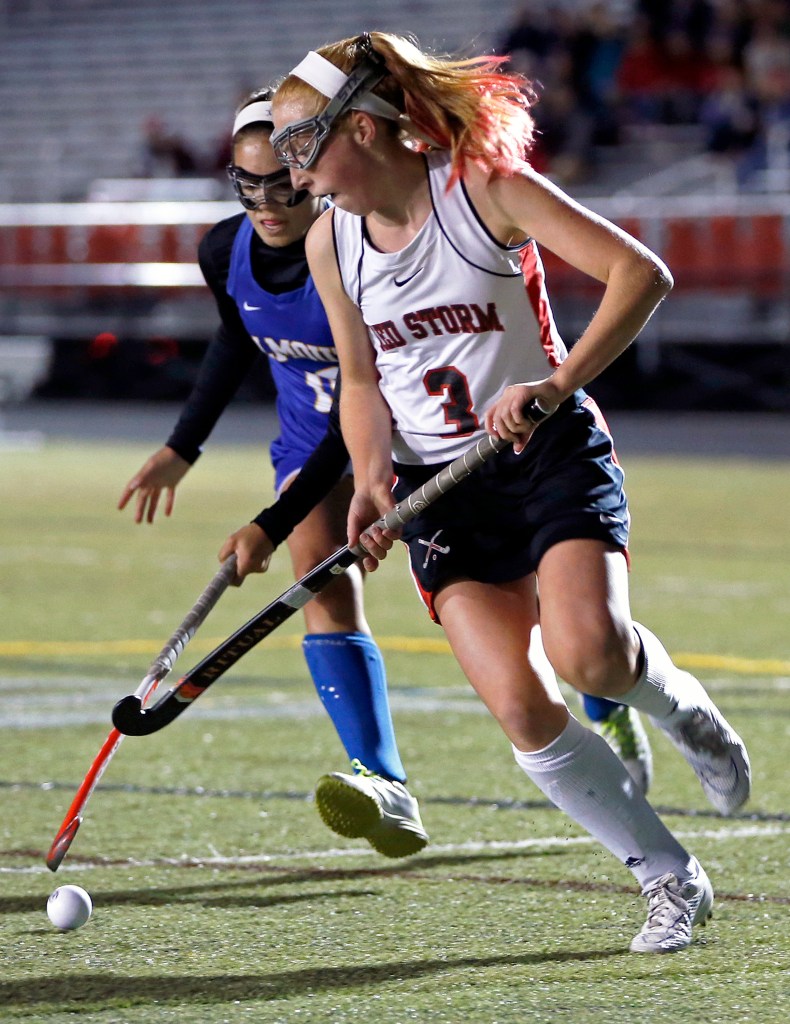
[
  {"x1": 642, "y1": 874, "x2": 688, "y2": 930},
  {"x1": 350, "y1": 758, "x2": 376, "y2": 777}
]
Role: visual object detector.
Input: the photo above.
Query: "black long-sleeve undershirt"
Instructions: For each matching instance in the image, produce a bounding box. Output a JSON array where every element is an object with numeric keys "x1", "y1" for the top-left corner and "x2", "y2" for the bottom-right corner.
[{"x1": 251, "y1": 393, "x2": 348, "y2": 548}]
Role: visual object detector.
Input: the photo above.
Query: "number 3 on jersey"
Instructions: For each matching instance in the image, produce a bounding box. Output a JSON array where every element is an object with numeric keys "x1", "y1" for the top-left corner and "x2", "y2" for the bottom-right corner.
[{"x1": 424, "y1": 366, "x2": 479, "y2": 437}]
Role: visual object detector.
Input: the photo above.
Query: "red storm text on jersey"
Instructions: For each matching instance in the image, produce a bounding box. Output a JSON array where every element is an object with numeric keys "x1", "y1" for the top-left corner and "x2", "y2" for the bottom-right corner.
[{"x1": 332, "y1": 151, "x2": 568, "y2": 465}]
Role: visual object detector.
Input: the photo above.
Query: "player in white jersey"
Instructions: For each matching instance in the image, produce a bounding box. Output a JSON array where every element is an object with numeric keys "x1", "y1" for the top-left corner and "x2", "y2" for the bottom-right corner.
[
  {"x1": 333, "y1": 148, "x2": 567, "y2": 465},
  {"x1": 270, "y1": 32, "x2": 751, "y2": 953}
]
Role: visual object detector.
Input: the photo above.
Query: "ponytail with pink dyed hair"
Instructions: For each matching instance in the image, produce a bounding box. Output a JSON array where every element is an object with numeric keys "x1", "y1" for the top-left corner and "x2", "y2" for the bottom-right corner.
[{"x1": 274, "y1": 31, "x2": 537, "y2": 187}]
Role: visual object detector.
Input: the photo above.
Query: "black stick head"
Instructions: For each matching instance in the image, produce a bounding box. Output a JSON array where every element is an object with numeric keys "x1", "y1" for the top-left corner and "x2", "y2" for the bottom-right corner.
[
  {"x1": 112, "y1": 690, "x2": 187, "y2": 736},
  {"x1": 112, "y1": 694, "x2": 152, "y2": 736}
]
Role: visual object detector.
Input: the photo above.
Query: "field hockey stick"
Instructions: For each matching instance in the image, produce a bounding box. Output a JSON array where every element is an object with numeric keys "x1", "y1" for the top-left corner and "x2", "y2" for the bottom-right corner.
[
  {"x1": 45, "y1": 554, "x2": 238, "y2": 871},
  {"x1": 112, "y1": 401, "x2": 553, "y2": 738}
]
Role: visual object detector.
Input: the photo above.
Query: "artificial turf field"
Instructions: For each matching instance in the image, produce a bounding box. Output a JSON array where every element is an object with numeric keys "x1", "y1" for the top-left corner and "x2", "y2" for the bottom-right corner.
[{"x1": 1, "y1": 434, "x2": 788, "y2": 1023}]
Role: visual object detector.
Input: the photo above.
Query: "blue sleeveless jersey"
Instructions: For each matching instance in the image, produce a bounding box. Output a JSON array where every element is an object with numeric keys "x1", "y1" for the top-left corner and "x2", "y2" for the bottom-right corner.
[{"x1": 227, "y1": 217, "x2": 338, "y2": 487}]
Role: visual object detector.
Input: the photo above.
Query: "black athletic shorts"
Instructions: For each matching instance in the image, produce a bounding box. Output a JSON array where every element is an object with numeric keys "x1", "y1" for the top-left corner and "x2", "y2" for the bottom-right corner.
[{"x1": 392, "y1": 391, "x2": 630, "y2": 621}]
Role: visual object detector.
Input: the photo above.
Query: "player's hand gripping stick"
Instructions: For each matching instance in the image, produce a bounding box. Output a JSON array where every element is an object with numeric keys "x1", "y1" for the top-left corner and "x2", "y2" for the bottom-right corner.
[{"x1": 112, "y1": 400, "x2": 554, "y2": 738}]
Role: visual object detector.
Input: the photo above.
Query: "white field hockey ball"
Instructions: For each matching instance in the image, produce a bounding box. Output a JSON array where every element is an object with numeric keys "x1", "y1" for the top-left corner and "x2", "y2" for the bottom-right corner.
[{"x1": 47, "y1": 884, "x2": 93, "y2": 930}]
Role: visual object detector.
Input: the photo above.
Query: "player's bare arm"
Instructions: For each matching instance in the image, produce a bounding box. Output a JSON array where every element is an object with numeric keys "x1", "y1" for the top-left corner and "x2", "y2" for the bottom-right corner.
[
  {"x1": 305, "y1": 210, "x2": 398, "y2": 568},
  {"x1": 469, "y1": 164, "x2": 673, "y2": 447}
]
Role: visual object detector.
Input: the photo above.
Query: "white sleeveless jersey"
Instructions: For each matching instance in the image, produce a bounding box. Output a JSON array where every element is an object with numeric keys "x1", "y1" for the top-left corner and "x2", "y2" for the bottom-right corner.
[{"x1": 331, "y1": 150, "x2": 567, "y2": 464}]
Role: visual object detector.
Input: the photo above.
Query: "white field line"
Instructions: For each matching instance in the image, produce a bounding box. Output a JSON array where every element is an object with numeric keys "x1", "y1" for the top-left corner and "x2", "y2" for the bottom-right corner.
[
  {"x1": 0, "y1": 685, "x2": 486, "y2": 730},
  {"x1": 3, "y1": 822, "x2": 788, "y2": 876},
  {"x1": 2, "y1": 673, "x2": 789, "y2": 731}
]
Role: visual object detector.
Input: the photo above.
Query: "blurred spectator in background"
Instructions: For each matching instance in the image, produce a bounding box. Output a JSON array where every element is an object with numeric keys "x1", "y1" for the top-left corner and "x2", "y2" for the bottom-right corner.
[
  {"x1": 742, "y1": 0, "x2": 790, "y2": 108},
  {"x1": 657, "y1": 26, "x2": 714, "y2": 123},
  {"x1": 496, "y1": 0, "x2": 790, "y2": 191},
  {"x1": 567, "y1": 2, "x2": 625, "y2": 145},
  {"x1": 637, "y1": 0, "x2": 716, "y2": 50},
  {"x1": 615, "y1": 14, "x2": 675, "y2": 124},
  {"x1": 498, "y1": 2, "x2": 626, "y2": 185},
  {"x1": 736, "y1": 1, "x2": 790, "y2": 187},
  {"x1": 700, "y1": 64, "x2": 760, "y2": 158},
  {"x1": 498, "y1": 2, "x2": 565, "y2": 79},
  {"x1": 529, "y1": 51, "x2": 597, "y2": 185},
  {"x1": 138, "y1": 116, "x2": 200, "y2": 177}
]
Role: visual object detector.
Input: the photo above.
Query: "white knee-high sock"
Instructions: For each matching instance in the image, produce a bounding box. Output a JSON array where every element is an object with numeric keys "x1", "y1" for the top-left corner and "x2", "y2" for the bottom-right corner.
[
  {"x1": 619, "y1": 622, "x2": 712, "y2": 727},
  {"x1": 513, "y1": 715, "x2": 695, "y2": 887}
]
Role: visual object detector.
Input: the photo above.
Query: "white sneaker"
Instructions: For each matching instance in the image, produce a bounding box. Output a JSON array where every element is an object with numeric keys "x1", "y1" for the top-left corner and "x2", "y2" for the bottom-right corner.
[
  {"x1": 653, "y1": 698, "x2": 751, "y2": 815},
  {"x1": 314, "y1": 760, "x2": 429, "y2": 858},
  {"x1": 597, "y1": 705, "x2": 653, "y2": 795},
  {"x1": 630, "y1": 862, "x2": 714, "y2": 953}
]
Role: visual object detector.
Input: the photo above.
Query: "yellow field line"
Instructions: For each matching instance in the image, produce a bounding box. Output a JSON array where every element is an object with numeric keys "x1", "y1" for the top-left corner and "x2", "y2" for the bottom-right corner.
[
  {"x1": 0, "y1": 636, "x2": 303, "y2": 657},
  {"x1": 0, "y1": 636, "x2": 788, "y2": 675},
  {"x1": 673, "y1": 651, "x2": 790, "y2": 676},
  {"x1": 0, "y1": 635, "x2": 448, "y2": 657}
]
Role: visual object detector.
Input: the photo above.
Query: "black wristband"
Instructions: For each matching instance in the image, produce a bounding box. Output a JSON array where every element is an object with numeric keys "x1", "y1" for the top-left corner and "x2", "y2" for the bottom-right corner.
[{"x1": 251, "y1": 508, "x2": 289, "y2": 550}]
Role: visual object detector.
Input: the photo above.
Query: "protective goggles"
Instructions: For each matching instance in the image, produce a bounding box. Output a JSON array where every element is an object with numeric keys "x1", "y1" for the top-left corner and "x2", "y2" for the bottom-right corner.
[
  {"x1": 270, "y1": 40, "x2": 399, "y2": 171},
  {"x1": 226, "y1": 164, "x2": 308, "y2": 209}
]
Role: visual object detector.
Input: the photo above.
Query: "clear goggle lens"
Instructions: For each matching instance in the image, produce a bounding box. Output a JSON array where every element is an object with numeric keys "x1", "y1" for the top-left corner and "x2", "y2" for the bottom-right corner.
[
  {"x1": 226, "y1": 165, "x2": 307, "y2": 208},
  {"x1": 270, "y1": 118, "x2": 332, "y2": 171},
  {"x1": 271, "y1": 40, "x2": 393, "y2": 171}
]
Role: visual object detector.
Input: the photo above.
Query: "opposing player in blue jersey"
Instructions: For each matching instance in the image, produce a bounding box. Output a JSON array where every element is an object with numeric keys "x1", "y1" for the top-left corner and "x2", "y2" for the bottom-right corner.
[{"x1": 118, "y1": 89, "x2": 428, "y2": 858}]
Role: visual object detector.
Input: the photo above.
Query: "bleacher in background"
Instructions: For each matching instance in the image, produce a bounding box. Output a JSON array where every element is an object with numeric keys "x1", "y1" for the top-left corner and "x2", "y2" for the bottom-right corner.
[
  {"x1": 0, "y1": 0, "x2": 505, "y2": 202},
  {"x1": 0, "y1": 0, "x2": 524, "y2": 403},
  {"x1": 0, "y1": 0, "x2": 789, "y2": 410},
  {"x1": 2, "y1": 193, "x2": 788, "y2": 339}
]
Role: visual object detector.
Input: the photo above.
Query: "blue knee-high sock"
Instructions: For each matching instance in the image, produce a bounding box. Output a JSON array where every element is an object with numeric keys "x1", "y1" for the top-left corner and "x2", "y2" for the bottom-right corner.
[
  {"x1": 581, "y1": 694, "x2": 625, "y2": 723},
  {"x1": 302, "y1": 632, "x2": 406, "y2": 782}
]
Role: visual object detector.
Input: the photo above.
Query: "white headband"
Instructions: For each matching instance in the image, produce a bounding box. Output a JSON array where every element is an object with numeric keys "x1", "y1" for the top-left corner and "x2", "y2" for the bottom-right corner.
[
  {"x1": 290, "y1": 51, "x2": 402, "y2": 121},
  {"x1": 232, "y1": 100, "x2": 273, "y2": 137}
]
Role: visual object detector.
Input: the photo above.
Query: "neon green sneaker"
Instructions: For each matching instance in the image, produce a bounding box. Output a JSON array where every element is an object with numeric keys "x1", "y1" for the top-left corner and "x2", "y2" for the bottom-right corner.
[
  {"x1": 598, "y1": 705, "x2": 653, "y2": 795},
  {"x1": 314, "y1": 759, "x2": 429, "y2": 858}
]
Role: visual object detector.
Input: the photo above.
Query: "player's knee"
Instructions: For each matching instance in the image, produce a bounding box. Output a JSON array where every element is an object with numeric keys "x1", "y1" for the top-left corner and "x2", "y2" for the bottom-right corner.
[
  {"x1": 303, "y1": 575, "x2": 366, "y2": 634},
  {"x1": 486, "y1": 694, "x2": 566, "y2": 751},
  {"x1": 548, "y1": 626, "x2": 637, "y2": 697}
]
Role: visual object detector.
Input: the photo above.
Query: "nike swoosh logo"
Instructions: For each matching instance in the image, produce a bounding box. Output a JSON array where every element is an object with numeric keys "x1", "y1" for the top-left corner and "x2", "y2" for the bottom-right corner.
[
  {"x1": 394, "y1": 268, "x2": 423, "y2": 287},
  {"x1": 696, "y1": 757, "x2": 740, "y2": 796},
  {"x1": 243, "y1": 300, "x2": 263, "y2": 311}
]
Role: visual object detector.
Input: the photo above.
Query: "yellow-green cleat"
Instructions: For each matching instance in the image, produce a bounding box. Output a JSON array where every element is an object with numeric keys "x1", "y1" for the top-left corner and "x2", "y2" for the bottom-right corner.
[
  {"x1": 598, "y1": 705, "x2": 654, "y2": 795},
  {"x1": 314, "y1": 759, "x2": 429, "y2": 858}
]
